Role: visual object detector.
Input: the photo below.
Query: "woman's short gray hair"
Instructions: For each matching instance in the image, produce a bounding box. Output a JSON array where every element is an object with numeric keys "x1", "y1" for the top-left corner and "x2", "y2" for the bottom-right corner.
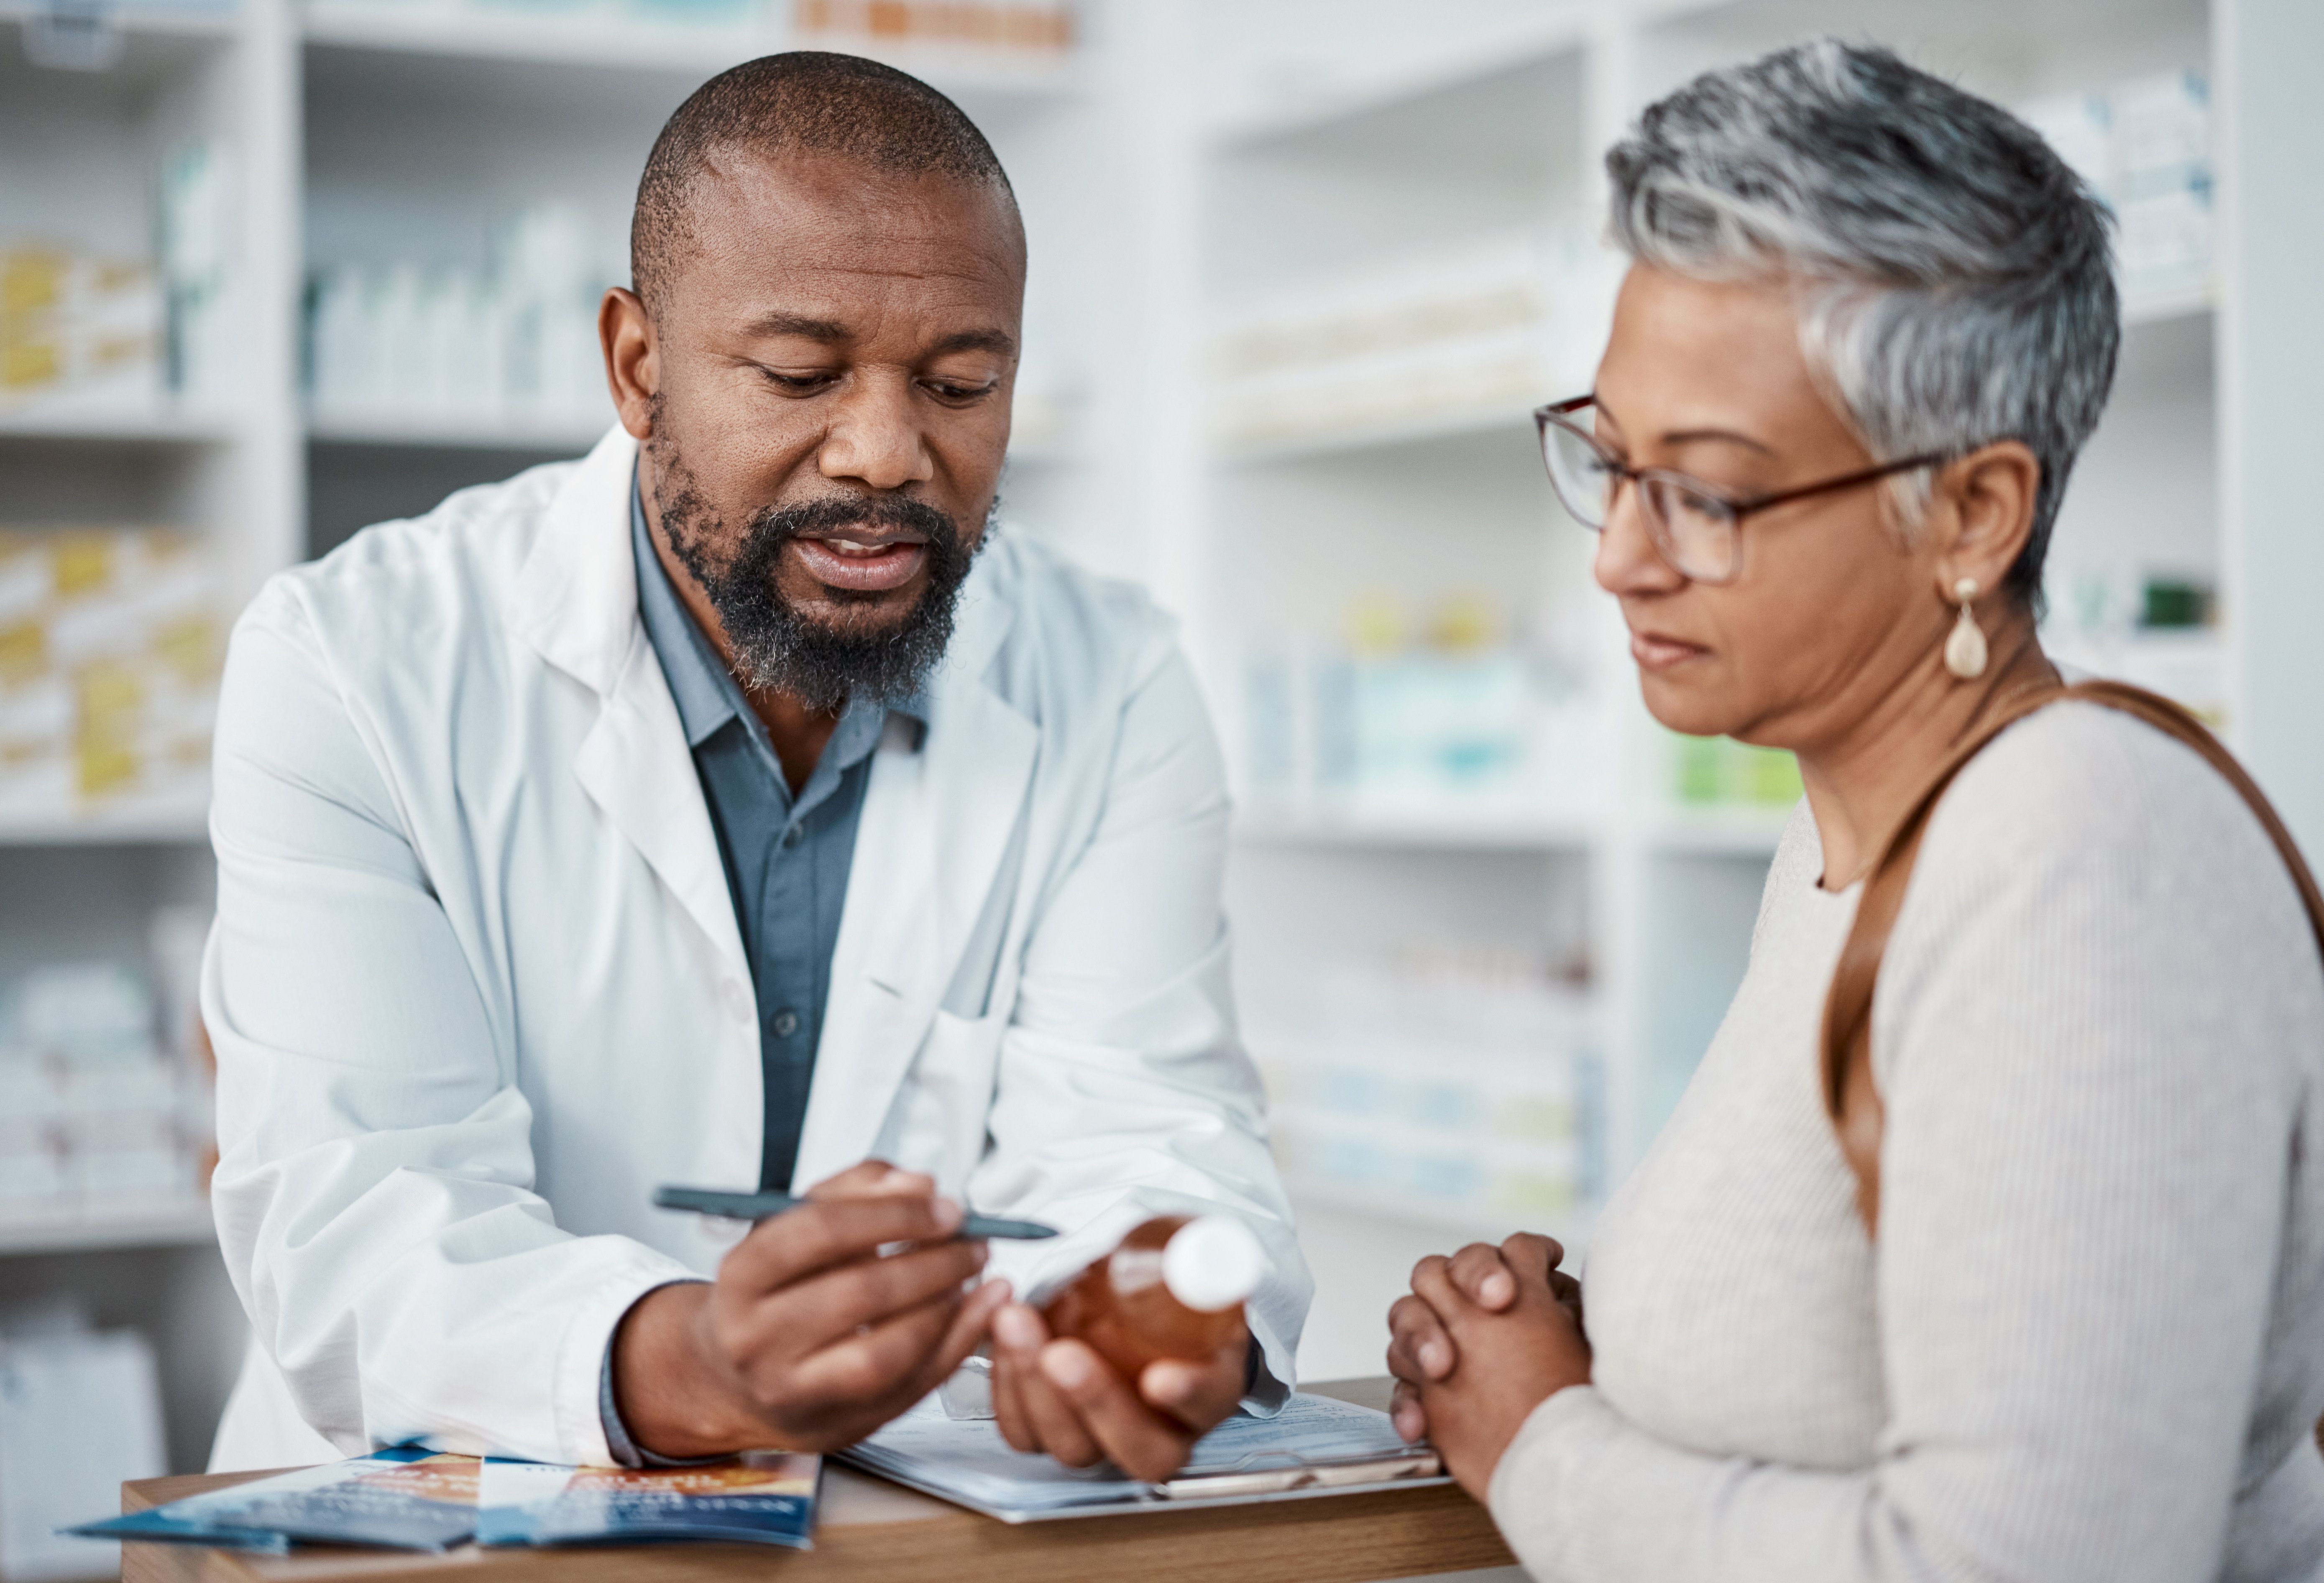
[{"x1": 1606, "y1": 40, "x2": 2119, "y2": 603}]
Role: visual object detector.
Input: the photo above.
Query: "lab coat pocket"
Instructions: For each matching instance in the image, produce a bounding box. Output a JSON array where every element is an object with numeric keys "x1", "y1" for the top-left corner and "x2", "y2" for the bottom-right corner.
[{"x1": 873, "y1": 1006, "x2": 1007, "y2": 1196}]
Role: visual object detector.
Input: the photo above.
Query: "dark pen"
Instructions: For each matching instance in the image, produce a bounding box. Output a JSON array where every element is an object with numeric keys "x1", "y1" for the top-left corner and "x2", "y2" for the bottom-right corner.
[{"x1": 653, "y1": 1184, "x2": 1058, "y2": 1240}]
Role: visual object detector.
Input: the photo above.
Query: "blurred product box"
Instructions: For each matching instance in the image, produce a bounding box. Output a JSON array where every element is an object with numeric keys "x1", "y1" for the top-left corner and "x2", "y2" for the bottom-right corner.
[
  {"x1": 793, "y1": 0, "x2": 1073, "y2": 53},
  {"x1": 0, "y1": 135, "x2": 233, "y2": 422},
  {"x1": 0, "y1": 961, "x2": 212, "y2": 1218},
  {"x1": 0, "y1": 1302, "x2": 167, "y2": 1583},
  {"x1": 307, "y1": 204, "x2": 616, "y2": 434},
  {"x1": 1250, "y1": 946, "x2": 1599, "y2": 1219},
  {"x1": 2045, "y1": 563, "x2": 2226, "y2": 726},
  {"x1": 1234, "y1": 592, "x2": 1600, "y2": 819},
  {"x1": 0, "y1": 528, "x2": 221, "y2": 822},
  {"x1": 2020, "y1": 69, "x2": 2211, "y2": 308},
  {"x1": 1669, "y1": 733, "x2": 1802, "y2": 810},
  {"x1": 0, "y1": 244, "x2": 164, "y2": 414},
  {"x1": 161, "y1": 138, "x2": 238, "y2": 405},
  {"x1": 1209, "y1": 234, "x2": 1617, "y2": 451}
]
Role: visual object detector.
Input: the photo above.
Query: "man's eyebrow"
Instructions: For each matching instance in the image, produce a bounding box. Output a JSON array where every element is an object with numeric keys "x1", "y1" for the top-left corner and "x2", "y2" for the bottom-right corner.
[
  {"x1": 1662, "y1": 427, "x2": 1777, "y2": 455},
  {"x1": 924, "y1": 328, "x2": 1018, "y2": 358},
  {"x1": 745, "y1": 311, "x2": 850, "y2": 341}
]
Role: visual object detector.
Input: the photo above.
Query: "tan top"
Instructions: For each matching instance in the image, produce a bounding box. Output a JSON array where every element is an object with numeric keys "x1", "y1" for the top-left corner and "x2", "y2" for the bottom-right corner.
[{"x1": 1491, "y1": 703, "x2": 2324, "y2": 1582}]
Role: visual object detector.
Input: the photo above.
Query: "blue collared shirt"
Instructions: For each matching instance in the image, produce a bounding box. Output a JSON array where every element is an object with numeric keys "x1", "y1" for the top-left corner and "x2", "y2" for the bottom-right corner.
[
  {"x1": 629, "y1": 478, "x2": 926, "y2": 1193},
  {"x1": 600, "y1": 479, "x2": 926, "y2": 1468}
]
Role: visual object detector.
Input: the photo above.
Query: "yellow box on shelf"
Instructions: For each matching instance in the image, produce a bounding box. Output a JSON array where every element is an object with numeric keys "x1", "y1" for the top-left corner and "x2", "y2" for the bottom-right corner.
[{"x1": 0, "y1": 528, "x2": 221, "y2": 826}]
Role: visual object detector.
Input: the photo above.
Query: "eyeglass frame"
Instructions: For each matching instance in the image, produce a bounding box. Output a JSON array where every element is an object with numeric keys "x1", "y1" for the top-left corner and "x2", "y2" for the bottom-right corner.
[{"x1": 1533, "y1": 394, "x2": 1959, "y2": 585}]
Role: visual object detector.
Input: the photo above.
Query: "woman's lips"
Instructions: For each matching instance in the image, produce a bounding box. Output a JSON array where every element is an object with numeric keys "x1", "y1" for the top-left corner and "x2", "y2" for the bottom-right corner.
[
  {"x1": 789, "y1": 535, "x2": 928, "y2": 593},
  {"x1": 1630, "y1": 629, "x2": 1709, "y2": 672}
]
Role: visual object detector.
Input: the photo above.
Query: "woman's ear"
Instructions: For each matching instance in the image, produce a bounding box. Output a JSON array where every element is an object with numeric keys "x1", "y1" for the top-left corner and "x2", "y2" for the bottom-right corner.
[{"x1": 1927, "y1": 439, "x2": 2041, "y2": 597}]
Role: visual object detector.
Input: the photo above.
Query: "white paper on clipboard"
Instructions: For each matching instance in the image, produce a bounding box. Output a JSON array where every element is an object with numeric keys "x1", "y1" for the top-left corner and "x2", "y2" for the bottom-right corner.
[{"x1": 836, "y1": 1393, "x2": 1449, "y2": 1524}]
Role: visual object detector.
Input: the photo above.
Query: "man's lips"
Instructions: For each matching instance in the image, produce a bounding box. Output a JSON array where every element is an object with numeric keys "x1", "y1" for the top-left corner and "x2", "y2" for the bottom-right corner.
[
  {"x1": 1629, "y1": 628, "x2": 1710, "y2": 672},
  {"x1": 789, "y1": 533, "x2": 928, "y2": 594}
]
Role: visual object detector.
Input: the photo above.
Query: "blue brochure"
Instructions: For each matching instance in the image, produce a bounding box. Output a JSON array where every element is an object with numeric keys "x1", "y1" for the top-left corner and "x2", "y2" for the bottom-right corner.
[
  {"x1": 476, "y1": 1452, "x2": 821, "y2": 1549},
  {"x1": 67, "y1": 1446, "x2": 479, "y2": 1552}
]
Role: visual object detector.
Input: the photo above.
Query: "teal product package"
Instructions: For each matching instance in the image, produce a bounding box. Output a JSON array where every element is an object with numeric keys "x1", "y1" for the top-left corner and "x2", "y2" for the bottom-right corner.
[
  {"x1": 66, "y1": 1446, "x2": 480, "y2": 1552},
  {"x1": 476, "y1": 1452, "x2": 821, "y2": 1548}
]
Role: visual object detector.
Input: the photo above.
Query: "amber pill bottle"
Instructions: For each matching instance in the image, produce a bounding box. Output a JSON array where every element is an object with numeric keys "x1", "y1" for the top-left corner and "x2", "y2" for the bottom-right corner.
[{"x1": 1041, "y1": 1214, "x2": 1266, "y2": 1381}]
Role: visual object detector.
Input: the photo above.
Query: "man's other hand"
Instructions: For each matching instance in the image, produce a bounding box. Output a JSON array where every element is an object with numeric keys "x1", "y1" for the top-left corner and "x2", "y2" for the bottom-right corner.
[
  {"x1": 612, "y1": 1160, "x2": 1009, "y2": 1457},
  {"x1": 988, "y1": 1302, "x2": 1247, "y2": 1482}
]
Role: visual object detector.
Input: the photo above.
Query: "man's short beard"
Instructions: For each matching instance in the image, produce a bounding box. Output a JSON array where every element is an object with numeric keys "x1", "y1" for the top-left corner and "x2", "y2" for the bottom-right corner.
[{"x1": 647, "y1": 434, "x2": 984, "y2": 714}]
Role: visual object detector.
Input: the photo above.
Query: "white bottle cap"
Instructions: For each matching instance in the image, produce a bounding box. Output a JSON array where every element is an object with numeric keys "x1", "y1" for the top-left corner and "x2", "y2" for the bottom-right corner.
[{"x1": 1161, "y1": 1215, "x2": 1266, "y2": 1313}]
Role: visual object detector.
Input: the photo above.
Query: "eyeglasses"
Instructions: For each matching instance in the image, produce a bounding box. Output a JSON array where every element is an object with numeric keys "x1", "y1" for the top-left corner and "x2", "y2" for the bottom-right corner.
[{"x1": 1534, "y1": 395, "x2": 1952, "y2": 585}]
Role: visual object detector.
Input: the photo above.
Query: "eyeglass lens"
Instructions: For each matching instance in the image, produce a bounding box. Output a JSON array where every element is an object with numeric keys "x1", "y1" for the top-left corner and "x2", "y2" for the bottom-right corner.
[{"x1": 1541, "y1": 409, "x2": 1741, "y2": 584}]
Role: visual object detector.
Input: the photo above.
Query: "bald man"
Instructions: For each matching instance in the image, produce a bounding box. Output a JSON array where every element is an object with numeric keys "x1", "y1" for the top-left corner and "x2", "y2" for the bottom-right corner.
[{"x1": 203, "y1": 53, "x2": 1309, "y2": 1479}]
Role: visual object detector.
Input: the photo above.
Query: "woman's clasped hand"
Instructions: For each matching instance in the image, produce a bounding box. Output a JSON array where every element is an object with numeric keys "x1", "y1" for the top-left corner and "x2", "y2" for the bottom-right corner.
[{"x1": 1384, "y1": 1233, "x2": 1590, "y2": 1497}]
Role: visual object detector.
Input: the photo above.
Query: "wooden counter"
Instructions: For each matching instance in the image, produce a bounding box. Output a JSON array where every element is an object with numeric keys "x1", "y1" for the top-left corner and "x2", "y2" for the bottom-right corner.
[{"x1": 120, "y1": 1379, "x2": 1516, "y2": 1583}]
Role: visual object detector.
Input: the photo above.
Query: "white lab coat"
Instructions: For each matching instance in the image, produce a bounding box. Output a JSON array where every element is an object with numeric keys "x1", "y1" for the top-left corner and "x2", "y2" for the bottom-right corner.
[{"x1": 202, "y1": 425, "x2": 1311, "y2": 1471}]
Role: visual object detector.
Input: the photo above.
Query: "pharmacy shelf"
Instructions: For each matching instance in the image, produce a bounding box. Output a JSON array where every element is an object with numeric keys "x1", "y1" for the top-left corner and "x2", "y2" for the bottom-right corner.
[
  {"x1": 1218, "y1": 405, "x2": 1536, "y2": 466},
  {"x1": 1235, "y1": 801, "x2": 1596, "y2": 852},
  {"x1": 306, "y1": 412, "x2": 608, "y2": 453},
  {"x1": 0, "y1": 808, "x2": 212, "y2": 846},
  {"x1": 2125, "y1": 283, "x2": 2216, "y2": 327},
  {"x1": 1644, "y1": 806, "x2": 1794, "y2": 855},
  {"x1": 0, "y1": 1198, "x2": 216, "y2": 1258},
  {"x1": 302, "y1": 2, "x2": 1082, "y2": 96},
  {"x1": 1283, "y1": 1176, "x2": 1591, "y2": 1252},
  {"x1": 1208, "y1": 13, "x2": 1588, "y2": 152},
  {"x1": 0, "y1": 405, "x2": 240, "y2": 447},
  {"x1": 0, "y1": 0, "x2": 239, "y2": 42}
]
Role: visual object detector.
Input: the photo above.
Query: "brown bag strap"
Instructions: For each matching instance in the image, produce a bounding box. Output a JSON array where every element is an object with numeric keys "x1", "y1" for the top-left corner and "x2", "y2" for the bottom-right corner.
[{"x1": 1818, "y1": 678, "x2": 2324, "y2": 1236}]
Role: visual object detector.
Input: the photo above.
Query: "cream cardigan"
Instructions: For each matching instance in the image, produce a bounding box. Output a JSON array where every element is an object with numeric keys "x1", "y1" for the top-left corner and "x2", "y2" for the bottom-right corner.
[{"x1": 1489, "y1": 702, "x2": 2324, "y2": 1582}]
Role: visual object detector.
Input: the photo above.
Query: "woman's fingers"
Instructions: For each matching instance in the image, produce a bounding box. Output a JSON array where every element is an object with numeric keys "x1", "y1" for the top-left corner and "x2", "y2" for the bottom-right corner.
[
  {"x1": 1410, "y1": 1250, "x2": 1470, "y2": 1325},
  {"x1": 1549, "y1": 1268, "x2": 1584, "y2": 1327},
  {"x1": 1447, "y1": 1242, "x2": 1517, "y2": 1310},
  {"x1": 1390, "y1": 1377, "x2": 1429, "y2": 1445},
  {"x1": 1387, "y1": 1292, "x2": 1456, "y2": 1381},
  {"x1": 1502, "y1": 1232, "x2": 1565, "y2": 1281}
]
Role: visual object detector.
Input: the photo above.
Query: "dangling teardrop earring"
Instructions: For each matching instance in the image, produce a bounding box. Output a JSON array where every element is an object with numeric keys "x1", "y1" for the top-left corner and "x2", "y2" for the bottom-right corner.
[{"x1": 1944, "y1": 576, "x2": 1988, "y2": 680}]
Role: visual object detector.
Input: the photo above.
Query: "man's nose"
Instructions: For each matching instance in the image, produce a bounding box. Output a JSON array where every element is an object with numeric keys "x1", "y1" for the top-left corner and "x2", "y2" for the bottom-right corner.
[
  {"x1": 818, "y1": 370, "x2": 935, "y2": 493},
  {"x1": 1593, "y1": 481, "x2": 1687, "y2": 597}
]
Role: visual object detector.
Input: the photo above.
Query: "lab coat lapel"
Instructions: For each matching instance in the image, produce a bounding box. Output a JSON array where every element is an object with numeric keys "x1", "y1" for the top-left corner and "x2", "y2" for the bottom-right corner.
[
  {"x1": 510, "y1": 426, "x2": 749, "y2": 981},
  {"x1": 791, "y1": 605, "x2": 1038, "y2": 1187}
]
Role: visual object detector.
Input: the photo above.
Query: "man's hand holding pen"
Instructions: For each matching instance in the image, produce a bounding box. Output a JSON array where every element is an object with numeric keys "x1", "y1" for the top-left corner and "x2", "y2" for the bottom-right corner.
[{"x1": 612, "y1": 1161, "x2": 1011, "y2": 1458}]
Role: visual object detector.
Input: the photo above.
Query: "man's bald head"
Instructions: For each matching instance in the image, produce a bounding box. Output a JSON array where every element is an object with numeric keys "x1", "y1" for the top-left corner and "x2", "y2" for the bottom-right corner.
[{"x1": 631, "y1": 51, "x2": 1019, "y2": 316}]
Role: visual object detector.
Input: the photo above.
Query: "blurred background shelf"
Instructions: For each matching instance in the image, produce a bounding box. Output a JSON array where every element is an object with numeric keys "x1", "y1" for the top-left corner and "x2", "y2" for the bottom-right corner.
[
  {"x1": 1218, "y1": 406, "x2": 1537, "y2": 465},
  {"x1": 1234, "y1": 802, "x2": 1597, "y2": 851},
  {"x1": 0, "y1": 809, "x2": 212, "y2": 847},
  {"x1": 302, "y1": 1, "x2": 1086, "y2": 95},
  {"x1": 1643, "y1": 808, "x2": 1794, "y2": 856},
  {"x1": 0, "y1": 406, "x2": 240, "y2": 446},
  {"x1": 0, "y1": 1199, "x2": 217, "y2": 1259},
  {"x1": 305, "y1": 412, "x2": 610, "y2": 452}
]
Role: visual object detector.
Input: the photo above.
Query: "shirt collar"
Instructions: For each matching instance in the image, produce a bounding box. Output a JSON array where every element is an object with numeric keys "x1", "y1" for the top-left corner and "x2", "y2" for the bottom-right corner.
[{"x1": 630, "y1": 470, "x2": 929, "y2": 751}]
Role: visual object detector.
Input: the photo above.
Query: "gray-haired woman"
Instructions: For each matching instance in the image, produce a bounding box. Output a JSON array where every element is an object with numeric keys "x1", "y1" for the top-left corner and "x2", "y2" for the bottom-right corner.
[{"x1": 1384, "y1": 41, "x2": 2324, "y2": 1583}]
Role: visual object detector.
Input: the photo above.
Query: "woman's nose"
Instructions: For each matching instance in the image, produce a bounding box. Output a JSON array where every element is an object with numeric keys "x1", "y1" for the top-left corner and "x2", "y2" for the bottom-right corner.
[{"x1": 1593, "y1": 483, "x2": 1687, "y2": 597}]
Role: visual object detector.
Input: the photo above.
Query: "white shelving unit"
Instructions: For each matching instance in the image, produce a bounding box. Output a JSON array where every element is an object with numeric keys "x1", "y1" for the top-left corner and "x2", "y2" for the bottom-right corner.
[{"x1": 9, "y1": 0, "x2": 2319, "y2": 1407}]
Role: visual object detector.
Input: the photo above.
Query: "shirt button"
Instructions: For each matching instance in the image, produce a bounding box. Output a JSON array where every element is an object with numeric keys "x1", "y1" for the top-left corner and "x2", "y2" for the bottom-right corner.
[
  {"x1": 780, "y1": 824, "x2": 804, "y2": 850},
  {"x1": 772, "y1": 1009, "x2": 800, "y2": 1039},
  {"x1": 721, "y1": 980, "x2": 752, "y2": 1022}
]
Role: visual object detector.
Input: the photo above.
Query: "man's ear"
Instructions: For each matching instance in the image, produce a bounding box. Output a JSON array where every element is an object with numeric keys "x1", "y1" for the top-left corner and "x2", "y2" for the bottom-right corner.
[
  {"x1": 1929, "y1": 439, "x2": 2041, "y2": 598},
  {"x1": 599, "y1": 287, "x2": 658, "y2": 440}
]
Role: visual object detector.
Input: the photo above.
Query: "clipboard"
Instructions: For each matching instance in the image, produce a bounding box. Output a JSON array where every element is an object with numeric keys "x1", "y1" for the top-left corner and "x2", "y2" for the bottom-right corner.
[{"x1": 835, "y1": 1392, "x2": 1451, "y2": 1524}]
